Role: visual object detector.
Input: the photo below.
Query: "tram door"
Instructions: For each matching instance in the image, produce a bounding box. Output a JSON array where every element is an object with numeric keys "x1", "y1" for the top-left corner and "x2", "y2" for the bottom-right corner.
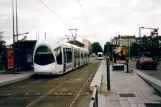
[
  {"x1": 63, "y1": 48, "x2": 66, "y2": 72},
  {"x1": 74, "y1": 49, "x2": 76, "y2": 68}
]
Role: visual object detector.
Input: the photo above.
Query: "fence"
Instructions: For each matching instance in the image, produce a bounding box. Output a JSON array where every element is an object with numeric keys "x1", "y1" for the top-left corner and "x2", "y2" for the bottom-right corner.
[{"x1": 89, "y1": 85, "x2": 98, "y2": 107}]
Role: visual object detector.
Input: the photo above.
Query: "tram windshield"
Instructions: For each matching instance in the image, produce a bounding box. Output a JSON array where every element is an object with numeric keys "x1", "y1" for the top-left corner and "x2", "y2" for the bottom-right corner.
[
  {"x1": 98, "y1": 54, "x2": 103, "y2": 57},
  {"x1": 34, "y1": 46, "x2": 55, "y2": 65}
]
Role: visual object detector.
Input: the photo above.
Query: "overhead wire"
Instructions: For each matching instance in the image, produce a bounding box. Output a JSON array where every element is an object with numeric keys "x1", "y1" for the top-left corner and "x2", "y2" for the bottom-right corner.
[
  {"x1": 77, "y1": 0, "x2": 91, "y2": 29},
  {"x1": 39, "y1": 0, "x2": 67, "y2": 26},
  {"x1": 39, "y1": 0, "x2": 96, "y2": 39},
  {"x1": 77, "y1": 0, "x2": 97, "y2": 38}
]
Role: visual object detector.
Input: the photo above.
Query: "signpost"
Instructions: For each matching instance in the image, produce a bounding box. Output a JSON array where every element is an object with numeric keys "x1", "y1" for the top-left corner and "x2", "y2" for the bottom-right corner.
[{"x1": 106, "y1": 42, "x2": 111, "y2": 90}]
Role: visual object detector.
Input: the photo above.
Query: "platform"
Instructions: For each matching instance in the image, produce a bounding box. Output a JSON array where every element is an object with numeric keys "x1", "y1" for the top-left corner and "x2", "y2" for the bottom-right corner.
[
  {"x1": 0, "y1": 71, "x2": 34, "y2": 87},
  {"x1": 90, "y1": 60, "x2": 161, "y2": 107}
]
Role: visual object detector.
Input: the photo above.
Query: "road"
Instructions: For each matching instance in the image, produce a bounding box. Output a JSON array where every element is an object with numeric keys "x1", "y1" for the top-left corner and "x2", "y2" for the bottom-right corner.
[{"x1": 130, "y1": 60, "x2": 161, "y2": 81}]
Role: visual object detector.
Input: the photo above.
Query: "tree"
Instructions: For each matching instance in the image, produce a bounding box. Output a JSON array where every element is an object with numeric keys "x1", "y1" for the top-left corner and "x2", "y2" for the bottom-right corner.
[
  {"x1": 91, "y1": 42, "x2": 103, "y2": 54},
  {"x1": 104, "y1": 44, "x2": 107, "y2": 55},
  {"x1": 130, "y1": 42, "x2": 138, "y2": 56},
  {"x1": 135, "y1": 35, "x2": 161, "y2": 59},
  {"x1": 0, "y1": 31, "x2": 4, "y2": 41},
  {"x1": 103, "y1": 42, "x2": 112, "y2": 55}
]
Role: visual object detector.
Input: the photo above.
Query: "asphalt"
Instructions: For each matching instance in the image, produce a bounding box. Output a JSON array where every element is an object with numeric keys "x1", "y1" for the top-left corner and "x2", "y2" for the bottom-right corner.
[{"x1": 130, "y1": 60, "x2": 161, "y2": 81}]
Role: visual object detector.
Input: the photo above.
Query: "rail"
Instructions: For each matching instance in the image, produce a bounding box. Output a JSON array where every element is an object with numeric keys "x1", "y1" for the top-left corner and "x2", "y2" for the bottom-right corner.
[{"x1": 89, "y1": 85, "x2": 98, "y2": 107}]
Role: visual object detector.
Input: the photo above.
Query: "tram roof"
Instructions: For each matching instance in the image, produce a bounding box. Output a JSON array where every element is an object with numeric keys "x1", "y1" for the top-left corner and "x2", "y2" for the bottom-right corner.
[{"x1": 35, "y1": 39, "x2": 88, "y2": 52}]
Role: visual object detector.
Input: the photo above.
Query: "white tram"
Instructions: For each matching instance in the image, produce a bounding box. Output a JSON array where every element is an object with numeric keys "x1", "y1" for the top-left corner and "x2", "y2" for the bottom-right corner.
[
  {"x1": 33, "y1": 39, "x2": 89, "y2": 75},
  {"x1": 97, "y1": 52, "x2": 103, "y2": 60}
]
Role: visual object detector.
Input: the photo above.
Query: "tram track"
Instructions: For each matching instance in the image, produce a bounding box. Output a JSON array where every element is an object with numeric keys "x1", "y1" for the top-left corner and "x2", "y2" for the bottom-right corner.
[
  {"x1": 0, "y1": 60, "x2": 99, "y2": 107},
  {"x1": 68, "y1": 61, "x2": 101, "y2": 107},
  {"x1": 26, "y1": 61, "x2": 99, "y2": 107}
]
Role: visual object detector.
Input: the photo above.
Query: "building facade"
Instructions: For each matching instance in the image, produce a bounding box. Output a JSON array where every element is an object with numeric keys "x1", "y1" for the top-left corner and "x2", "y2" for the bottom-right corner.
[
  {"x1": 110, "y1": 35, "x2": 136, "y2": 47},
  {"x1": 82, "y1": 39, "x2": 92, "y2": 53}
]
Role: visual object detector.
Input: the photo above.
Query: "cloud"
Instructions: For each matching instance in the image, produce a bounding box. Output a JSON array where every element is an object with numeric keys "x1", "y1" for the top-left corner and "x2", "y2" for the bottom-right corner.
[{"x1": 0, "y1": 0, "x2": 161, "y2": 46}]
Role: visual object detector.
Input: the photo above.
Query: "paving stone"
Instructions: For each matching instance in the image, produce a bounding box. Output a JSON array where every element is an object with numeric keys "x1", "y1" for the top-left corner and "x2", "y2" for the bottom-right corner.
[
  {"x1": 106, "y1": 92, "x2": 119, "y2": 102},
  {"x1": 127, "y1": 97, "x2": 135, "y2": 104},
  {"x1": 133, "y1": 97, "x2": 145, "y2": 104},
  {"x1": 98, "y1": 94, "x2": 107, "y2": 107},
  {"x1": 129, "y1": 103, "x2": 137, "y2": 107},
  {"x1": 120, "y1": 103, "x2": 131, "y2": 107},
  {"x1": 137, "y1": 104, "x2": 146, "y2": 107},
  {"x1": 149, "y1": 100, "x2": 160, "y2": 104},
  {"x1": 107, "y1": 102, "x2": 120, "y2": 107}
]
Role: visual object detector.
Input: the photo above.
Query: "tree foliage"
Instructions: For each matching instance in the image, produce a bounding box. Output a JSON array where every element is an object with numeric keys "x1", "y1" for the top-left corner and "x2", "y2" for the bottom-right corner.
[
  {"x1": 130, "y1": 42, "x2": 138, "y2": 56},
  {"x1": 91, "y1": 42, "x2": 103, "y2": 54},
  {"x1": 0, "y1": 40, "x2": 6, "y2": 68},
  {"x1": 130, "y1": 36, "x2": 161, "y2": 57}
]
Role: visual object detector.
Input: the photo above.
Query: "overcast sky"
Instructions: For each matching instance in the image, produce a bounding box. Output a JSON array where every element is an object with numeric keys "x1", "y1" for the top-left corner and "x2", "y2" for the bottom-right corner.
[{"x1": 0, "y1": 0, "x2": 161, "y2": 47}]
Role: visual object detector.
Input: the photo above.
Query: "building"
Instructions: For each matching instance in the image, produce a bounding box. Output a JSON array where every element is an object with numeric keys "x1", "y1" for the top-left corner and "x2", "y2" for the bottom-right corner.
[
  {"x1": 110, "y1": 35, "x2": 136, "y2": 47},
  {"x1": 82, "y1": 39, "x2": 92, "y2": 53}
]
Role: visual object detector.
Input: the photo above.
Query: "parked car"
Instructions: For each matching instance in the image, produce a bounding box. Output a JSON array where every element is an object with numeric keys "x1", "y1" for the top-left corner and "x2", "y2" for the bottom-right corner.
[{"x1": 136, "y1": 57, "x2": 158, "y2": 70}]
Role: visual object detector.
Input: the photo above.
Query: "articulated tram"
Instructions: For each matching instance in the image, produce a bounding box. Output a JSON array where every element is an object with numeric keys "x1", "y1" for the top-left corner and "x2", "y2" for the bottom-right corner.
[{"x1": 33, "y1": 39, "x2": 89, "y2": 75}]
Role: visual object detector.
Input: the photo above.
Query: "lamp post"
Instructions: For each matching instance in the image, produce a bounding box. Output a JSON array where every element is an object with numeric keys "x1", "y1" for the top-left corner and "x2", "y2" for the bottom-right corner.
[
  {"x1": 17, "y1": 32, "x2": 29, "y2": 36},
  {"x1": 12, "y1": 0, "x2": 15, "y2": 43},
  {"x1": 12, "y1": 0, "x2": 19, "y2": 43},
  {"x1": 15, "y1": 0, "x2": 18, "y2": 41},
  {"x1": 139, "y1": 27, "x2": 144, "y2": 37}
]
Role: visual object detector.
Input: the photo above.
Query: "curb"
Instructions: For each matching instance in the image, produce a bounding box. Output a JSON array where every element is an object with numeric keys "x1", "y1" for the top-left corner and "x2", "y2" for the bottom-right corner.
[
  {"x1": 0, "y1": 73, "x2": 35, "y2": 87},
  {"x1": 134, "y1": 69, "x2": 161, "y2": 93},
  {"x1": 90, "y1": 61, "x2": 102, "y2": 91}
]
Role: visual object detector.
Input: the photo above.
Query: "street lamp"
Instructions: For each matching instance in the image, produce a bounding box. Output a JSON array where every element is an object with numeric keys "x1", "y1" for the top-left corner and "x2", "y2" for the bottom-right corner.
[
  {"x1": 12, "y1": 0, "x2": 19, "y2": 43},
  {"x1": 16, "y1": 32, "x2": 29, "y2": 41},
  {"x1": 140, "y1": 27, "x2": 159, "y2": 37},
  {"x1": 139, "y1": 27, "x2": 144, "y2": 37},
  {"x1": 17, "y1": 32, "x2": 29, "y2": 36}
]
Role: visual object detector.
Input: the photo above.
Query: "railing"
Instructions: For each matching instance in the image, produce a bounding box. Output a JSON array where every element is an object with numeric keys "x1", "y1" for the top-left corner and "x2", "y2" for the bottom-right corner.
[{"x1": 89, "y1": 85, "x2": 98, "y2": 107}]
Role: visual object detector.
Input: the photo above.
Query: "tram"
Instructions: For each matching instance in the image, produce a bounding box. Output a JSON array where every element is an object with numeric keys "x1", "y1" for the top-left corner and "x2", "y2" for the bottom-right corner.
[
  {"x1": 97, "y1": 52, "x2": 103, "y2": 60},
  {"x1": 33, "y1": 39, "x2": 89, "y2": 75}
]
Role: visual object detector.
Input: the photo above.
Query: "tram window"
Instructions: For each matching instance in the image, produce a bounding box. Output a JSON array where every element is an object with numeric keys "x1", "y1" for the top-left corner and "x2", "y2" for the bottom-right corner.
[
  {"x1": 74, "y1": 50, "x2": 77, "y2": 58},
  {"x1": 85, "y1": 53, "x2": 87, "y2": 58},
  {"x1": 76, "y1": 50, "x2": 80, "y2": 58},
  {"x1": 34, "y1": 46, "x2": 55, "y2": 65},
  {"x1": 81, "y1": 52, "x2": 83, "y2": 59},
  {"x1": 66, "y1": 48, "x2": 72, "y2": 63},
  {"x1": 55, "y1": 47, "x2": 62, "y2": 64}
]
